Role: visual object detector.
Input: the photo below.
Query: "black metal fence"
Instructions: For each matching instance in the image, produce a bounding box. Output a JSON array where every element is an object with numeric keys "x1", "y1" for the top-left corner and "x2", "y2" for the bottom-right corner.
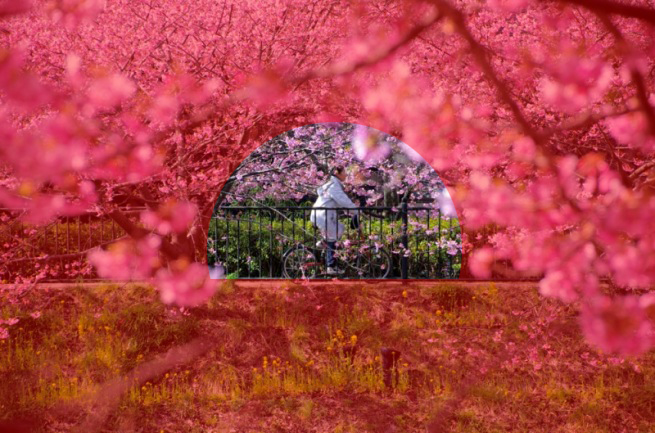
[
  {"x1": 1, "y1": 204, "x2": 462, "y2": 282},
  {"x1": 0, "y1": 208, "x2": 137, "y2": 281},
  {"x1": 208, "y1": 205, "x2": 462, "y2": 279}
]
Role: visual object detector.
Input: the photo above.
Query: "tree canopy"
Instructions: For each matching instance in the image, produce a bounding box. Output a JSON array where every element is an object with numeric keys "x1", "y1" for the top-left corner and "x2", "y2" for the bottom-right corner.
[{"x1": 1, "y1": 0, "x2": 655, "y2": 354}]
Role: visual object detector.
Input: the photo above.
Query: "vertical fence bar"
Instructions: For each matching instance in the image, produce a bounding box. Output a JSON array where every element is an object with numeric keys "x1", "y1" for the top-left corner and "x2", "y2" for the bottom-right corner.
[
  {"x1": 303, "y1": 207, "x2": 308, "y2": 247},
  {"x1": 390, "y1": 209, "x2": 395, "y2": 277},
  {"x1": 448, "y1": 216, "x2": 452, "y2": 277},
  {"x1": 324, "y1": 208, "x2": 328, "y2": 275},
  {"x1": 55, "y1": 221, "x2": 60, "y2": 273},
  {"x1": 292, "y1": 209, "x2": 296, "y2": 247},
  {"x1": 427, "y1": 210, "x2": 431, "y2": 278},
  {"x1": 437, "y1": 210, "x2": 442, "y2": 278},
  {"x1": 311, "y1": 209, "x2": 317, "y2": 276},
  {"x1": 401, "y1": 202, "x2": 408, "y2": 279},
  {"x1": 236, "y1": 213, "x2": 240, "y2": 278},
  {"x1": 215, "y1": 216, "x2": 219, "y2": 268},
  {"x1": 368, "y1": 206, "x2": 372, "y2": 256},
  {"x1": 415, "y1": 211, "x2": 419, "y2": 277},
  {"x1": 55, "y1": 220, "x2": 59, "y2": 255},
  {"x1": 225, "y1": 210, "x2": 230, "y2": 275},
  {"x1": 346, "y1": 207, "x2": 350, "y2": 245},
  {"x1": 269, "y1": 209, "x2": 273, "y2": 278},
  {"x1": 378, "y1": 210, "x2": 382, "y2": 254},
  {"x1": 281, "y1": 208, "x2": 285, "y2": 250}
]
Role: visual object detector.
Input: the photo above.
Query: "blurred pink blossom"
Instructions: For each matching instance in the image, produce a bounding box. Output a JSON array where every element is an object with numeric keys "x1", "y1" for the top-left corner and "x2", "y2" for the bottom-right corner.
[
  {"x1": 351, "y1": 125, "x2": 391, "y2": 163},
  {"x1": 87, "y1": 73, "x2": 136, "y2": 110},
  {"x1": 141, "y1": 200, "x2": 197, "y2": 235},
  {"x1": 580, "y1": 295, "x2": 655, "y2": 356},
  {"x1": 88, "y1": 234, "x2": 161, "y2": 280},
  {"x1": 155, "y1": 261, "x2": 217, "y2": 307}
]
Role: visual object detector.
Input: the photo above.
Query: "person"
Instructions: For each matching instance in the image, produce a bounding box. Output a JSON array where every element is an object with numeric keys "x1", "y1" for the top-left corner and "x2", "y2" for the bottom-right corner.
[{"x1": 310, "y1": 165, "x2": 360, "y2": 275}]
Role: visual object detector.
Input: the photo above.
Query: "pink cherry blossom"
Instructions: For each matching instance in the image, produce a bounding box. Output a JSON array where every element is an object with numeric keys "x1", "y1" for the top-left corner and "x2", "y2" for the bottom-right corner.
[
  {"x1": 580, "y1": 295, "x2": 655, "y2": 356},
  {"x1": 141, "y1": 200, "x2": 198, "y2": 235},
  {"x1": 155, "y1": 261, "x2": 217, "y2": 307},
  {"x1": 351, "y1": 125, "x2": 391, "y2": 163},
  {"x1": 88, "y1": 235, "x2": 162, "y2": 280}
]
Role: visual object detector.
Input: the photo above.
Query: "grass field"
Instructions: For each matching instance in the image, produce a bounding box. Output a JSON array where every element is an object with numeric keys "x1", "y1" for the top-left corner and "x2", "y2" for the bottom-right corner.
[{"x1": 1, "y1": 281, "x2": 653, "y2": 432}]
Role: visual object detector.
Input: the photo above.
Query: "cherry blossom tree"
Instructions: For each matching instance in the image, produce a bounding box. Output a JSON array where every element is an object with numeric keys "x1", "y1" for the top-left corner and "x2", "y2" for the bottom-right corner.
[
  {"x1": 0, "y1": 0, "x2": 654, "y2": 356},
  {"x1": 220, "y1": 123, "x2": 448, "y2": 207}
]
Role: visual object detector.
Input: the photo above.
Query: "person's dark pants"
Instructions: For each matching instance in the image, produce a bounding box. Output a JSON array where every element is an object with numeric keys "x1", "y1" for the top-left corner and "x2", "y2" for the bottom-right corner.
[{"x1": 326, "y1": 241, "x2": 337, "y2": 268}]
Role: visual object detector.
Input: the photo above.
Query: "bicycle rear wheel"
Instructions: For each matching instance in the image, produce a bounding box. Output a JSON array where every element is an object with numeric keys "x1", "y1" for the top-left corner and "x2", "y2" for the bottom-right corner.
[
  {"x1": 350, "y1": 247, "x2": 391, "y2": 279},
  {"x1": 282, "y1": 245, "x2": 320, "y2": 279}
]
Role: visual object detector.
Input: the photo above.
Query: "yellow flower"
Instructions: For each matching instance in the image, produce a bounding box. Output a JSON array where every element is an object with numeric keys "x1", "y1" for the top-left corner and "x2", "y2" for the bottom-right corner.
[
  {"x1": 335, "y1": 329, "x2": 343, "y2": 339},
  {"x1": 350, "y1": 335, "x2": 357, "y2": 344},
  {"x1": 402, "y1": 290, "x2": 408, "y2": 298},
  {"x1": 436, "y1": 310, "x2": 442, "y2": 315},
  {"x1": 141, "y1": 386, "x2": 146, "y2": 391}
]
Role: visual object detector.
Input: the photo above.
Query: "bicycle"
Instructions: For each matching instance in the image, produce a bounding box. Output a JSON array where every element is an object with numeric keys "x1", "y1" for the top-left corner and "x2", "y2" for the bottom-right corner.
[{"x1": 281, "y1": 220, "x2": 392, "y2": 279}]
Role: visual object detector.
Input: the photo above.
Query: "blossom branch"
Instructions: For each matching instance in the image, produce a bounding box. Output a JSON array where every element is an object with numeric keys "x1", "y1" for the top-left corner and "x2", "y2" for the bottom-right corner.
[{"x1": 557, "y1": 0, "x2": 655, "y2": 25}]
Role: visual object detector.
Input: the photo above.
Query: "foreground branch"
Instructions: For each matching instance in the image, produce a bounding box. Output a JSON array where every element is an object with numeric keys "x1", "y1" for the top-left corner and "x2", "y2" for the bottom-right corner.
[
  {"x1": 557, "y1": 0, "x2": 655, "y2": 25},
  {"x1": 71, "y1": 335, "x2": 221, "y2": 433}
]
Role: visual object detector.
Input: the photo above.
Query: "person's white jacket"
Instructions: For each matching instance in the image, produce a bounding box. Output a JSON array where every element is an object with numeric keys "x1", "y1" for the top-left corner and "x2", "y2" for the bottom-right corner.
[{"x1": 310, "y1": 176, "x2": 358, "y2": 241}]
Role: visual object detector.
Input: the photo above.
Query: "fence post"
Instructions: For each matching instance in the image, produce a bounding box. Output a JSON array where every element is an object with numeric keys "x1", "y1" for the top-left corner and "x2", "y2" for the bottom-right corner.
[{"x1": 401, "y1": 201, "x2": 408, "y2": 279}]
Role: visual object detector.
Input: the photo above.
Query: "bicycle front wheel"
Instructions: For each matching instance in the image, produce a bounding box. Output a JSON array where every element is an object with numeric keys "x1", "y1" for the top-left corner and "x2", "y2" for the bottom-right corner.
[{"x1": 282, "y1": 245, "x2": 319, "y2": 279}]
